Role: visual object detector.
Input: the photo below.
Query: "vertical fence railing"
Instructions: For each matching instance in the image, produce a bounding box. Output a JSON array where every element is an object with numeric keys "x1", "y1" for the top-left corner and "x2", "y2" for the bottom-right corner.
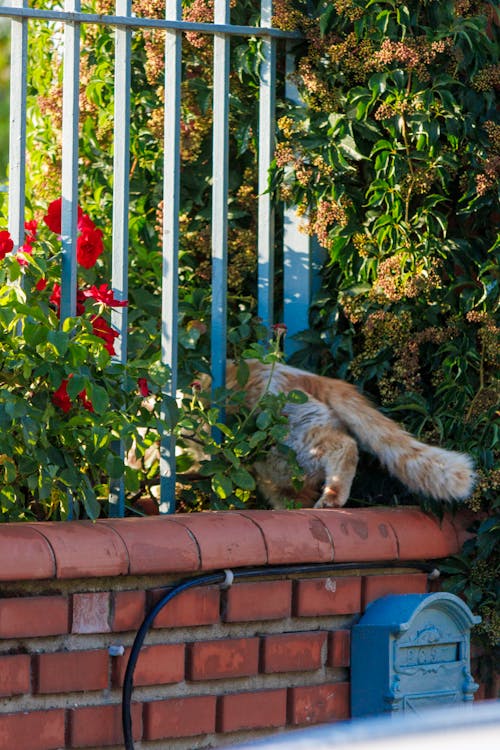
[
  {"x1": 160, "y1": 0, "x2": 182, "y2": 513},
  {"x1": 109, "y1": 0, "x2": 132, "y2": 516},
  {"x1": 257, "y1": 0, "x2": 276, "y2": 331},
  {"x1": 210, "y1": 0, "x2": 231, "y2": 402},
  {"x1": 6, "y1": 0, "x2": 27, "y2": 249},
  {"x1": 0, "y1": 3, "x2": 312, "y2": 516},
  {"x1": 60, "y1": 0, "x2": 81, "y2": 322}
]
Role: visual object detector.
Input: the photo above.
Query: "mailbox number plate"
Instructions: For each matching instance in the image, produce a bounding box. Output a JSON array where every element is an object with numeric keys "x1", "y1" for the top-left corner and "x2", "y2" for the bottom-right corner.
[{"x1": 398, "y1": 642, "x2": 460, "y2": 667}]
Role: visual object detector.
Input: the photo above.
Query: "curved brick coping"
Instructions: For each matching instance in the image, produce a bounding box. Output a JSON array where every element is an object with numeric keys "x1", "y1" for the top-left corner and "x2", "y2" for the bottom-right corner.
[{"x1": 0, "y1": 507, "x2": 475, "y2": 582}]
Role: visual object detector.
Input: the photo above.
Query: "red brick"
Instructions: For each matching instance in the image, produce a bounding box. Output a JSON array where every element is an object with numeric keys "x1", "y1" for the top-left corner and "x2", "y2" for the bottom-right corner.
[
  {"x1": 69, "y1": 703, "x2": 142, "y2": 747},
  {"x1": 188, "y1": 637, "x2": 259, "y2": 681},
  {"x1": 381, "y1": 508, "x2": 460, "y2": 560},
  {"x1": 171, "y1": 512, "x2": 267, "y2": 569},
  {"x1": 72, "y1": 592, "x2": 111, "y2": 634},
  {"x1": 112, "y1": 590, "x2": 146, "y2": 632},
  {"x1": 150, "y1": 585, "x2": 220, "y2": 628},
  {"x1": 0, "y1": 709, "x2": 65, "y2": 750},
  {"x1": 0, "y1": 654, "x2": 30, "y2": 696},
  {"x1": 261, "y1": 631, "x2": 326, "y2": 673},
  {"x1": 144, "y1": 696, "x2": 216, "y2": 739},
  {"x1": 113, "y1": 643, "x2": 185, "y2": 687},
  {"x1": 362, "y1": 572, "x2": 428, "y2": 608},
  {"x1": 237, "y1": 510, "x2": 333, "y2": 564},
  {"x1": 288, "y1": 682, "x2": 350, "y2": 725},
  {"x1": 99, "y1": 516, "x2": 200, "y2": 574},
  {"x1": 36, "y1": 520, "x2": 128, "y2": 578},
  {"x1": 327, "y1": 629, "x2": 351, "y2": 668},
  {"x1": 35, "y1": 649, "x2": 108, "y2": 694},
  {"x1": 308, "y1": 508, "x2": 399, "y2": 561},
  {"x1": 218, "y1": 689, "x2": 287, "y2": 733},
  {"x1": 223, "y1": 580, "x2": 292, "y2": 622},
  {"x1": 294, "y1": 577, "x2": 361, "y2": 617},
  {"x1": 0, "y1": 525, "x2": 55, "y2": 581},
  {"x1": 0, "y1": 596, "x2": 68, "y2": 638}
]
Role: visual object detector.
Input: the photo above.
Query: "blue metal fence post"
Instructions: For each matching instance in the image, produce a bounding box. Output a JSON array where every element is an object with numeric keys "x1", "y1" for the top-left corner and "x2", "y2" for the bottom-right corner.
[
  {"x1": 60, "y1": 0, "x2": 81, "y2": 324},
  {"x1": 257, "y1": 0, "x2": 276, "y2": 332},
  {"x1": 159, "y1": 0, "x2": 182, "y2": 513},
  {"x1": 7, "y1": 0, "x2": 27, "y2": 249},
  {"x1": 109, "y1": 0, "x2": 132, "y2": 517},
  {"x1": 210, "y1": 0, "x2": 230, "y2": 401},
  {"x1": 282, "y1": 48, "x2": 323, "y2": 356}
]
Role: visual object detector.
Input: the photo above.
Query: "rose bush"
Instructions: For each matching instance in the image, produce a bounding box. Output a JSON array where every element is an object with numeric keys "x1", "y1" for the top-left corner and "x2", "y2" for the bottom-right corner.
[{"x1": 0, "y1": 200, "x2": 172, "y2": 521}]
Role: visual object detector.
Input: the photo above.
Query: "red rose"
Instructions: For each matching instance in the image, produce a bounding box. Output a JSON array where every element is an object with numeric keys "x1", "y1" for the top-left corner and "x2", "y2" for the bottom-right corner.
[
  {"x1": 16, "y1": 244, "x2": 33, "y2": 266},
  {"x1": 77, "y1": 216, "x2": 104, "y2": 269},
  {"x1": 52, "y1": 379, "x2": 72, "y2": 413},
  {"x1": 43, "y1": 198, "x2": 83, "y2": 235},
  {"x1": 24, "y1": 219, "x2": 37, "y2": 243},
  {"x1": 138, "y1": 378, "x2": 149, "y2": 397},
  {"x1": 91, "y1": 315, "x2": 119, "y2": 355},
  {"x1": 82, "y1": 283, "x2": 128, "y2": 307},
  {"x1": 36, "y1": 277, "x2": 48, "y2": 291},
  {"x1": 78, "y1": 389, "x2": 94, "y2": 412},
  {"x1": 0, "y1": 230, "x2": 14, "y2": 260},
  {"x1": 49, "y1": 283, "x2": 86, "y2": 316},
  {"x1": 49, "y1": 283, "x2": 61, "y2": 311}
]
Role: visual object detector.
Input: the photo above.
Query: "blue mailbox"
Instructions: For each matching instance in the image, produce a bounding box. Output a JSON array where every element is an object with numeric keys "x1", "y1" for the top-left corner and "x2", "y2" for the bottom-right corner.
[{"x1": 351, "y1": 592, "x2": 480, "y2": 716}]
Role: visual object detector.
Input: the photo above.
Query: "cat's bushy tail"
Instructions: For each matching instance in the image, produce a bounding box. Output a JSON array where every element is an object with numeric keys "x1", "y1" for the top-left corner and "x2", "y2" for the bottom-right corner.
[
  {"x1": 327, "y1": 381, "x2": 475, "y2": 502},
  {"x1": 283, "y1": 368, "x2": 475, "y2": 502}
]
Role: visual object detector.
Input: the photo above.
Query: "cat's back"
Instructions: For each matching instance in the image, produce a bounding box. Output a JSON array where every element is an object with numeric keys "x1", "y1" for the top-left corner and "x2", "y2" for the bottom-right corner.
[{"x1": 227, "y1": 359, "x2": 356, "y2": 407}]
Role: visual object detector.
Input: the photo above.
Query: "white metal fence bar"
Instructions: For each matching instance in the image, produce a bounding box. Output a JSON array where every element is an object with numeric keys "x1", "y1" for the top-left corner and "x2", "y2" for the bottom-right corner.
[
  {"x1": 111, "y1": 0, "x2": 131, "y2": 361},
  {"x1": 159, "y1": 0, "x2": 182, "y2": 513},
  {"x1": 7, "y1": 0, "x2": 28, "y2": 249},
  {"x1": 257, "y1": 0, "x2": 276, "y2": 330},
  {"x1": 210, "y1": 0, "x2": 231, "y2": 400},
  {"x1": 60, "y1": 0, "x2": 81, "y2": 321},
  {"x1": 0, "y1": 7, "x2": 301, "y2": 38},
  {"x1": 109, "y1": 0, "x2": 132, "y2": 516}
]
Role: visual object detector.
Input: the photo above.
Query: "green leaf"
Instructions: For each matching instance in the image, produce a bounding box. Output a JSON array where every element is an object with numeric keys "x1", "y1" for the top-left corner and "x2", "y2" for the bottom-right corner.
[
  {"x1": 160, "y1": 396, "x2": 180, "y2": 430},
  {"x1": 179, "y1": 326, "x2": 201, "y2": 350},
  {"x1": 86, "y1": 383, "x2": 109, "y2": 414},
  {"x1": 81, "y1": 478, "x2": 101, "y2": 520},
  {"x1": 66, "y1": 375, "x2": 87, "y2": 400},
  {"x1": 148, "y1": 361, "x2": 171, "y2": 387},
  {"x1": 256, "y1": 411, "x2": 272, "y2": 430},
  {"x1": 105, "y1": 454, "x2": 125, "y2": 478},
  {"x1": 5, "y1": 398, "x2": 27, "y2": 418},
  {"x1": 231, "y1": 467, "x2": 256, "y2": 491},
  {"x1": 236, "y1": 359, "x2": 249, "y2": 388},
  {"x1": 339, "y1": 134, "x2": 365, "y2": 161},
  {"x1": 47, "y1": 330, "x2": 69, "y2": 357},
  {"x1": 176, "y1": 453, "x2": 195, "y2": 473},
  {"x1": 286, "y1": 389, "x2": 308, "y2": 404},
  {"x1": 211, "y1": 472, "x2": 233, "y2": 499}
]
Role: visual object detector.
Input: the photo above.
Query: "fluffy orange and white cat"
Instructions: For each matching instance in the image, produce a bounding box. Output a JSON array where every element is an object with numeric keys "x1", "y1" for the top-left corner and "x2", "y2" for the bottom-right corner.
[{"x1": 225, "y1": 359, "x2": 475, "y2": 509}]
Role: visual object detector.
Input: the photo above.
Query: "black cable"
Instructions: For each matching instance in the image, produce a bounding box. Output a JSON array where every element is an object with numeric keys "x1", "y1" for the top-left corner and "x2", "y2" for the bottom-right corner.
[{"x1": 122, "y1": 560, "x2": 439, "y2": 750}]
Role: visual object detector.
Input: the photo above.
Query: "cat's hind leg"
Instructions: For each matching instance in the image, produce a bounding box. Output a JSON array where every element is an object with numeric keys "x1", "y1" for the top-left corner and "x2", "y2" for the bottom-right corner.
[
  {"x1": 283, "y1": 398, "x2": 359, "y2": 508},
  {"x1": 308, "y1": 426, "x2": 358, "y2": 508}
]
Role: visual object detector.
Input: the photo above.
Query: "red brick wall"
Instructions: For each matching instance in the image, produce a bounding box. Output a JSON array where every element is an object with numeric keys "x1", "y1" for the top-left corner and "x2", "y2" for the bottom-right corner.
[{"x1": 0, "y1": 508, "x2": 478, "y2": 750}]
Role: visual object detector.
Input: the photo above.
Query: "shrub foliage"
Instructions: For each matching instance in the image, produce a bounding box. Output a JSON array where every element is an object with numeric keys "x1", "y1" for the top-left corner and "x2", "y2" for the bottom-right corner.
[{"x1": 0, "y1": 0, "x2": 498, "y2": 653}]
